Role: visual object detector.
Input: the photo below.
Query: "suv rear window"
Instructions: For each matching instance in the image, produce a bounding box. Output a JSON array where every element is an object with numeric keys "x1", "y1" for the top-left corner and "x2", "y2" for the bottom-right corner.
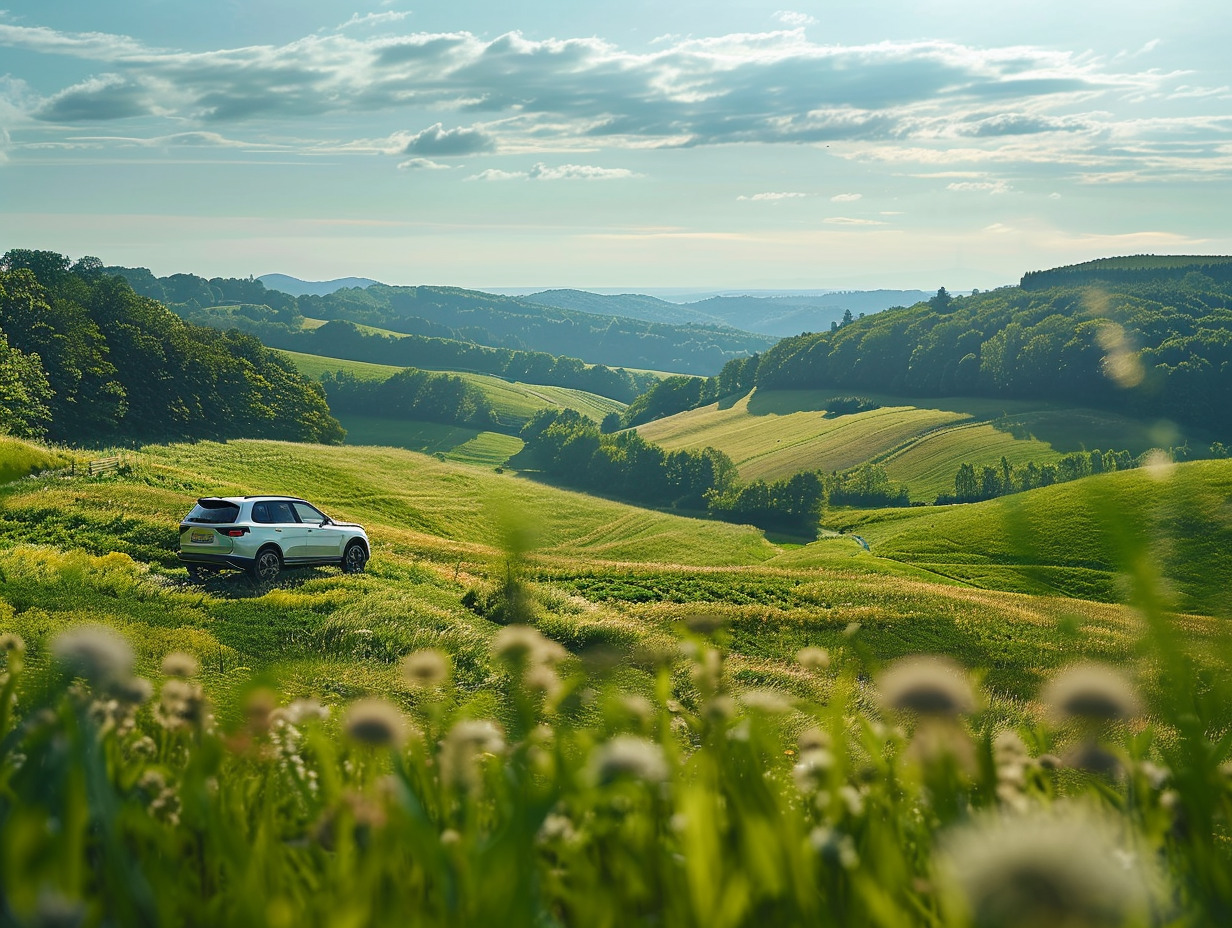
[{"x1": 185, "y1": 501, "x2": 241, "y2": 524}]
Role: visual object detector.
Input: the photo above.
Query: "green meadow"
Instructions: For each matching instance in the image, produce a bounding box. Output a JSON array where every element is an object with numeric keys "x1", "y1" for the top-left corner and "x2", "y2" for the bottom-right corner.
[
  {"x1": 4, "y1": 435, "x2": 1232, "y2": 925},
  {"x1": 277, "y1": 348, "x2": 627, "y2": 429},
  {"x1": 637, "y1": 388, "x2": 1189, "y2": 499}
]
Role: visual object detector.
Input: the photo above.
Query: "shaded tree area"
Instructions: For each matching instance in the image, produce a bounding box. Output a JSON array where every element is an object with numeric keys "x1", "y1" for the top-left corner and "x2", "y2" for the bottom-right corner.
[
  {"x1": 619, "y1": 354, "x2": 760, "y2": 428},
  {"x1": 708, "y1": 464, "x2": 909, "y2": 536},
  {"x1": 321, "y1": 369, "x2": 498, "y2": 430},
  {"x1": 744, "y1": 274, "x2": 1232, "y2": 435},
  {"x1": 515, "y1": 409, "x2": 738, "y2": 510},
  {"x1": 0, "y1": 250, "x2": 343, "y2": 445}
]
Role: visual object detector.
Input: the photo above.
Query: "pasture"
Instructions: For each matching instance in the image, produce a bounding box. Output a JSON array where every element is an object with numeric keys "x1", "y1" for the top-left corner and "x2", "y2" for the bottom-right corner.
[{"x1": 638, "y1": 388, "x2": 1193, "y2": 499}]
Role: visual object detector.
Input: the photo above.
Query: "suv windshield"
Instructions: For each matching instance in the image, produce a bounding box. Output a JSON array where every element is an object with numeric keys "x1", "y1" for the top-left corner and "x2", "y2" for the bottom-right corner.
[{"x1": 185, "y1": 501, "x2": 240, "y2": 524}]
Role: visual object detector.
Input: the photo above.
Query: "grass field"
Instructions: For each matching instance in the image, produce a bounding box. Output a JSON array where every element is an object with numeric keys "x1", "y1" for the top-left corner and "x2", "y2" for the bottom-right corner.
[
  {"x1": 3, "y1": 436, "x2": 1231, "y2": 925},
  {"x1": 0, "y1": 435, "x2": 76, "y2": 484},
  {"x1": 335, "y1": 416, "x2": 524, "y2": 466},
  {"x1": 1, "y1": 438, "x2": 1224, "y2": 708},
  {"x1": 277, "y1": 348, "x2": 627, "y2": 426},
  {"x1": 637, "y1": 388, "x2": 1193, "y2": 499}
]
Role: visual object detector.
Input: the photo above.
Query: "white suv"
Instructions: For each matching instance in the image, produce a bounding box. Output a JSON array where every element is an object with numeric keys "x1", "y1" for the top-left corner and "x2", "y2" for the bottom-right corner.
[{"x1": 178, "y1": 496, "x2": 370, "y2": 583}]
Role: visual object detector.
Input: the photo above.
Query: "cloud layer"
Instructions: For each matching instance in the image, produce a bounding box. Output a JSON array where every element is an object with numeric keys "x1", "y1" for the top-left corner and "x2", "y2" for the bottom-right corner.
[{"x1": 0, "y1": 19, "x2": 1228, "y2": 183}]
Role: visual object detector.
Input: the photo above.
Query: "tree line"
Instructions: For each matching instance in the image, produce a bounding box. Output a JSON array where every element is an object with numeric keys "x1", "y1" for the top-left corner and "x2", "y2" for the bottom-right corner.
[
  {"x1": 320, "y1": 369, "x2": 498, "y2": 430},
  {"x1": 940, "y1": 442, "x2": 1229, "y2": 504},
  {"x1": 0, "y1": 250, "x2": 343, "y2": 445},
  {"x1": 519, "y1": 409, "x2": 911, "y2": 536},
  {"x1": 178, "y1": 312, "x2": 659, "y2": 404}
]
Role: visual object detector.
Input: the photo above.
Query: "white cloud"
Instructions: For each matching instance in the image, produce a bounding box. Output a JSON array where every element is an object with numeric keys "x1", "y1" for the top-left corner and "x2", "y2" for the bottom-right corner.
[
  {"x1": 398, "y1": 157, "x2": 451, "y2": 170},
  {"x1": 947, "y1": 180, "x2": 1012, "y2": 193},
  {"x1": 337, "y1": 11, "x2": 413, "y2": 31},
  {"x1": 466, "y1": 168, "x2": 524, "y2": 181},
  {"x1": 403, "y1": 122, "x2": 496, "y2": 156},
  {"x1": 774, "y1": 11, "x2": 817, "y2": 27},
  {"x1": 830, "y1": 192, "x2": 862, "y2": 202},
  {"x1": 467, "y1": 162, "x2": 639, "y2": 181},
  {"x1": 823, "y1": 216, "x2": 886, "y2": 225},
  {"x1": 737, "y1": 191, "x2": 806, "y2": 201},
  {"x1": 528, "y1": 162, "x2": 638, "y2": 180}
]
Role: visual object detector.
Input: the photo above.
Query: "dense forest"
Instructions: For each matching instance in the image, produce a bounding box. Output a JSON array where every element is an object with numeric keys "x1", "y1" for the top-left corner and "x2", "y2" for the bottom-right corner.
[
  {"x1": 626, "y1": 264, "x2": 1232, "y2": 436},
  {"x1": 0, "y1": 251, "x2": 343, "y2": 445},
  {"x1": 107, "y1": 267, "x2": 773, "y2": 376}
]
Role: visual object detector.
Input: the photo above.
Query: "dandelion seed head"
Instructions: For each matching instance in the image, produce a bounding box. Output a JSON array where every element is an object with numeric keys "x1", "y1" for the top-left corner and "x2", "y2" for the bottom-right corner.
[
  {"x1": 877, "y1": 656, "x2": 975, "y2": 716},
  {"x1": 739, "y1": 688, "x2": 793, "y2": 714},
  {"x1": 591, "y1": 735, "x2": 669, "y2": 785},
  {"x1": 114, "y1": 675, "x2": 153, "y2": 705},
  {"x1": 278, "y1": 698, "x2": 330, "y2": 726},
  {"x1": 939, "y1": 805, "x2": 1151, "y2": 928},
  {"x1": 493, "y1": 625, "x2": 566, "y2": 667},
  {"x1": 344, "y1": 698, "x2": 408, "y2": 748},
  {"x1": 52, "y1": 625, "x2": 134, "y2": 688},
  {"x1": 161, "y1": 652, "x2": 199, "y2": 678},
  {"x1": 1043, "y1": 663, "x2": 1141, "y2": 722},
  {"x1": 0, "y1": 632, "x2": 24, "y2": 654},
  {"x1": 400, "y1": 649, "x2": 450, "y2": 688},
  {"x1": 796, "y1": 646, "x2": 831, "y2": 671}
]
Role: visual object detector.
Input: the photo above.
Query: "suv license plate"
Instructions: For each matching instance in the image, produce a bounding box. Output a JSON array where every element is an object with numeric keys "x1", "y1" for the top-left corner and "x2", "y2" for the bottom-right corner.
[{"x1": 190, "y1": 530, "x2": 214, "y2": 545}]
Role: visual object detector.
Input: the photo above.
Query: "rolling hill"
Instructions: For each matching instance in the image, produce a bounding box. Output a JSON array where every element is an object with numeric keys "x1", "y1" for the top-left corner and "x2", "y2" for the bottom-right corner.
[
  {"x1": 636, "y1": 388, "x2": 1192, "y2": 500},
  {"x1": 258, "y1": 273, "x2": 382, "y2": 296}
]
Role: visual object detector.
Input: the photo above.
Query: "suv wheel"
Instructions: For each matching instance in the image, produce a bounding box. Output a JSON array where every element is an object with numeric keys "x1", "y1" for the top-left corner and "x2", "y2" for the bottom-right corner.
[
  {"x1": 250, "y1": 547, "x2": 282, "y2": 585},
  {"x1": 342, "y1": 541, "x2": 368, "y2": 574}
]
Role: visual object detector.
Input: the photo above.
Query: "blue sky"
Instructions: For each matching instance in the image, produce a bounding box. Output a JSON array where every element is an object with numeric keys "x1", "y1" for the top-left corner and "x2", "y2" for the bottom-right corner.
[{"x1": 2, "y1": 1, "x2": 1229, "y2": 289}]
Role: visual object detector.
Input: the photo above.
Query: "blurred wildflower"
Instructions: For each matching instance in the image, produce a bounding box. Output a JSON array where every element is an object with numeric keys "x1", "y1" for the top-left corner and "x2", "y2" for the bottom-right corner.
[
  {"x1": 537, "y1": 812, "x2": 579, "y2": 846},
  {"x1": 441, "y1": 719, "x2": 506, "y2": 791},
  {"x1": 739, "y1": 688, "x2": 793, "y2": 714},
  {"x1": 683, "y1": 613, "x2": 726, "y2": 636},
  {"x1": 792, "y1": 748, "x2": 835, "y2": 793},
  {"x1": 1043, "y1": 663, "x2": 1141, "y2": 723},
  {"x1": 702, "y1": 695, "x2": 737, "y2": 725},
  {"x1": 161, "y1": 652, "x2": 199, "y2": 678},
  {"x1": 591, "y1": 735, "x2": 669, "y2": 785},
  {"x1": 344, "y1": 698, "x2": 408, "y2": 748},
  {"x1": 0, "y1": 632, "x2": 24, "y2": 654},
  {"x1": 277, "y1": 698, "x2": 330, "y2": 726},
  {"x1": 493, "y1": 625, "x2": 566, "y2": 667},
  {"x1": 157, "y1": 679, "x2": 208, "y2": 732},
  {"x1": 877, "y1": 656, "x2": 975, "y2": 717},
  {"x1": 843, "y1": 622, "x2": 861, "y2": 637},
  {"x1": 400, "y1": 649, "x2": 450, "y2": 688},
  {"x1": 31, "y1": 890, "x2": 86, "y2": 928},
  {"x1": 51, "y1": 625, "x2": 134, "y2": 689},
  {"x1": 798, "y1": 727, "x2": 830, "y2": 752},
  {"x1": 1063, "y1": 740, "x2": 1122, "y2": 778},
  {"x1": 810, "y1": 827, "x2": 859, "y2": 869},
  {"x1": 938, "y1": 805, "x2": 1152, "y2": 928},
  {"x1": 114, "y1": 675, "x2": 153, "y2": 706},
  {"x1": 796, "y1": 646, "x2": 831, "y2": 671}
]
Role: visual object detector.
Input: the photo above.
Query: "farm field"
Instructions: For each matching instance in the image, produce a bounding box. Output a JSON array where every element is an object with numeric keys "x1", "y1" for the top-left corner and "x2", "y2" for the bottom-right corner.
[
  {"x1": 277, "y1": 348, "x2": 627, "y2": 426},
  {"x1": 334, "y1": 416, "x2": 524, "y2": 466},
  {"x1": 637, "y1": 388, "x2": 1191, "y2": 499}
]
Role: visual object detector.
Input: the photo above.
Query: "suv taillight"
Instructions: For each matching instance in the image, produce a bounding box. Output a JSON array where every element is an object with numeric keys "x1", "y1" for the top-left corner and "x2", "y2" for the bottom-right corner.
[{"x1": 217, "y1": 527, "x2": 250, "y2": 537}]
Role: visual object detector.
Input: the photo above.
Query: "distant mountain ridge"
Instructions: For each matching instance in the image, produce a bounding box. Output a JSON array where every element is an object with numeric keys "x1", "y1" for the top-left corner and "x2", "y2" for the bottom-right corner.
[
  {"x1": 259, "y1": 274, "x2": 382, "y2": 296},
  {"x1": 523, "y1": 289, "x2": 931, "y2": 337}
]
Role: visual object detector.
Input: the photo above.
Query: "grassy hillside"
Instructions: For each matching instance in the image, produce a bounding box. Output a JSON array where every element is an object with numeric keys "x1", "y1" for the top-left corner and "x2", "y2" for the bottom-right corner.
[
  {"x1": 637, "y1": 389, "x2": 1172, "y2": 499},
  {"x1": 332, "y1": 417, "x2": 523, "y2": 467},
  {"x1": 276, "y1": 348, "x2": 627, "y2": 429},
  {"x1": 1, "y1": 440, "x2": 1223, "y2": 695},
  {"x1": 0, "y1": 435, "x2": 76, "y2": 483},
  {"x1": 814, "y1": 459, "x2": 1232, "y2": 615}
]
